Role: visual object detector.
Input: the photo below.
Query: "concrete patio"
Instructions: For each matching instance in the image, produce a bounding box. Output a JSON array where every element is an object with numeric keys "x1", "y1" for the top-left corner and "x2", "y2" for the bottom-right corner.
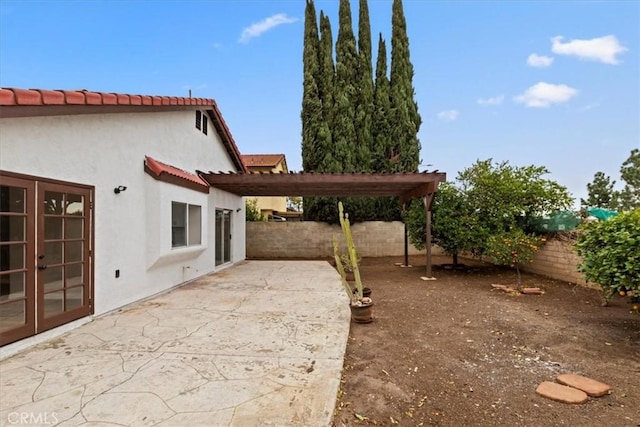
[{"x1": 0, "y1": 261, "x2": 351, "y2": 426}]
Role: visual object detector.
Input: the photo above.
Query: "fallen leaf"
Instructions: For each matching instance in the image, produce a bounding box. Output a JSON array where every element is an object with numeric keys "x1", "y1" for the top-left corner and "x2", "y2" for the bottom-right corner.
[
  {"x1": 382, "y1": 369, "x2": 389, "y2": 376},
  {"x1": 605, "y1": 342, "x2": 612, "y2": 346},
  {"x1": 355, "y1": 413, "x2": 367, "y2": 421}
]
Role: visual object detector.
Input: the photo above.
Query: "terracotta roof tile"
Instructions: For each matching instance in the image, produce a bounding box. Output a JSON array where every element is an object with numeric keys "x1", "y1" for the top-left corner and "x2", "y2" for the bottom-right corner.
[
  {"x1": 13, "y1": 88, "x2": 42, "y2": 105},
  {"x1": 62, "y1": 90, "x2": 85, "y2": 104},
  {"x1": 100, "y1": 92, "x2": 118, "y2": 105},
  {"x1": 82, "y1": 90, "x2": 102, "y2": 105},
  {"x1": 0, "y1": 88, "x2": 16, "y2": 104},
  {"x1": 144, "y1": 156, "x2": 209, "y2": 192},
  {"x1": 37, "y1": 89, "x2": 65, "y2": 105}
]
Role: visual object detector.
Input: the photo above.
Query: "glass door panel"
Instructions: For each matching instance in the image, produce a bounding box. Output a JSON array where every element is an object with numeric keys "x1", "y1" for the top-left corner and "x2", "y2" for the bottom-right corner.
[
  {"x1": 215, "y1": 209, "x2": 232, "y2": 266},
  {"x1": 38, "y1": 182, "x2": 91, "y2": 330},
  {"x1": 0, "y1": 178, "x2": 35, "y2": 345}
]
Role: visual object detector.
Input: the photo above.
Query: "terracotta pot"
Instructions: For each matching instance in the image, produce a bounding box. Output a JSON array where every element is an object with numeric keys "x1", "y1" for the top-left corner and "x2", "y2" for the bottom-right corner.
[
  {"x1": 345, "y1": 271, "x2": 355, "y2": 282},
  {"x1": 352, "y1": 287, "x2": 372, "y2": 298},
  {"x1": 350, "y1": 302, "x2": 374, "y2": 323}
]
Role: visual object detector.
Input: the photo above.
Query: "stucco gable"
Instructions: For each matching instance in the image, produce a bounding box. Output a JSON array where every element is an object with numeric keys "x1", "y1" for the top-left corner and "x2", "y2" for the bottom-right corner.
[{"x1": 0, "y1": 87, "x2": 247, "y2": 173}]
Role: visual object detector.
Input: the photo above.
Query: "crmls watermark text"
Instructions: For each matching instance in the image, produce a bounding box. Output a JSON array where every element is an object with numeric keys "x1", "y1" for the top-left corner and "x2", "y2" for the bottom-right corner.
[{"x1": 6, "y1": 412, "x2": 59, "y2": 425}]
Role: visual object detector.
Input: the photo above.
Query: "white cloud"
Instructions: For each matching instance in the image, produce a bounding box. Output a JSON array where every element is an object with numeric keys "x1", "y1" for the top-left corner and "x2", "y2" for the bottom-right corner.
[
  {"x1": 437, "y1": 110, "x2": 459, "y2": 121},
  {"x1": 477, "y1": 95, "x2": 504, "y2": 106},
  {"x1": 239, "y1": 13, "x2": 297, "y2": 44},
  {"x1": 527, "y1": 53, "x2": 554, "y2": 68},
  {"x1": 551, "y1": 35, "x2": 628, "y2": 64},
  {"x1": 514, "y1": 82, "x2": 578, "y2": 108}
]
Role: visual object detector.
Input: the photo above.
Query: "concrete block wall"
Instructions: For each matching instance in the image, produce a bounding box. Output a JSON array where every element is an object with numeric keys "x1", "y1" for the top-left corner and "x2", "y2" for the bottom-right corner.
[
  {"x1": 246, "y1": 221, "x2": 431, "y2": 259},
  {"x1": 520, "y1": 236, "x2": 601, "y2": 290}
]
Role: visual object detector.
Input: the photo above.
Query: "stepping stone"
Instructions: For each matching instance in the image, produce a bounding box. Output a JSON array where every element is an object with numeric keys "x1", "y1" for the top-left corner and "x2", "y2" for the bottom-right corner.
[
  {"x1": 536, "y1": 381, "x2": 588, "y2": 404},
  {"x1": 556, "y1": 374, "x2": 611, "y2": 397}
]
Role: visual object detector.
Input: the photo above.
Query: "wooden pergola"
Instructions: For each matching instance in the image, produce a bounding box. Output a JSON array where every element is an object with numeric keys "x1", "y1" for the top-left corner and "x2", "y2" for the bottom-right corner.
[{"x1": 198, "y1": 170, "x2": 446, "y2": 276}]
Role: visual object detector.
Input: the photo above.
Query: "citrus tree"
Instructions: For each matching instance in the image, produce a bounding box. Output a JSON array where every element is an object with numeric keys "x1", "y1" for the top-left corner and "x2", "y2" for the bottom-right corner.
[
  {"x1": 486, "y1": 229, "x2": 543, "y2": 289},
  {"x1": 406, "y1": 159, "x2": 572, "y2": 264},
  {"x1": 574, "y1": 209, "x2": 640, "y2": 304},
  {"x1": 405, "y1": 182, "x2": 487, "y2": 266}
]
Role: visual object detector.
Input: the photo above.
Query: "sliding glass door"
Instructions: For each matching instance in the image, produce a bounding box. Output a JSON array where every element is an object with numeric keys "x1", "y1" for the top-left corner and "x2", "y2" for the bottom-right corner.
[{"x1": 215, "y1": 209, "x2": 231, "y2": 266}]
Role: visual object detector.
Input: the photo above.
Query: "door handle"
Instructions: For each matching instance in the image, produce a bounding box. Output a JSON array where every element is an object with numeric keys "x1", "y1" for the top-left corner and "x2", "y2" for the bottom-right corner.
[{"x1": 38, "y1": 264, "x2": 47, "y2": 270}]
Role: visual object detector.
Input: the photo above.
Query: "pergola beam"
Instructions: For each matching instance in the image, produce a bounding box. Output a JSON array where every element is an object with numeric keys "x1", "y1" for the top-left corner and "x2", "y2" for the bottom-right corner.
[{"x1": 198, "y1": 170, "x2": 446, "y2": 277}]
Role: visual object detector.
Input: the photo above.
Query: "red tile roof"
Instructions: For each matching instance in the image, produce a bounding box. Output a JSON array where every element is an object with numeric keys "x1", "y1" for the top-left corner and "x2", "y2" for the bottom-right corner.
[
  {"x1": 0, "y1": 88, "x2": 214, "y2": 107},
  {"x1": 241, "y1": 154, "x2": 286, "y2": 169},
  {"x1": 144, "y1": 156, "x2": 209, "y2": 193},
  {"x1": 0, "y1": 87, "x2": 247, "y2": 173}
]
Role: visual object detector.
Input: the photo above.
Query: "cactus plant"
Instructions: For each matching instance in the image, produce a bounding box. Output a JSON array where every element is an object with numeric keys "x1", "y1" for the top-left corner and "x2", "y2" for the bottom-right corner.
[{"x1": 334, "y1": 201, "x2": 370, "y2": 304}]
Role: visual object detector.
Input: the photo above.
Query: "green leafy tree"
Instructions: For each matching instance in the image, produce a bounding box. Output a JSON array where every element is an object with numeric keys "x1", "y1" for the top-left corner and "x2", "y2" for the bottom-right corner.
[
  {"x1": 580, "y1": 171, "x2": 618, "y2": 210},
  {"x1": 575, "y1": 209, "x2": 640, "y2": 303},
  {"x1": 245, "y1": 198, "x2": 263, "y2": 222},
  {"x1": 618, "y1": 148, "x2": 640, "y2": 211},
  {"x1": 458, "y1": 159, "x2": 573, "y2": 234},
  {"x1": 405, "y1": 183, "x2": 487, "y2": 266},
  {"x1": 406, "y1": 159, "x2": 573, "y2": 262},
  {"x1": 485, "y1": 229, "x2": 543, "y2": 289},
  {"x1": 390, "y1": 0, "x2": 421, "y2": 172}
]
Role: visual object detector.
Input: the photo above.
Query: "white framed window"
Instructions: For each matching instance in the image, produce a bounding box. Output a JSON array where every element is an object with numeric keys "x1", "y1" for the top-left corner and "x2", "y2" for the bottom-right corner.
[{"x1": 171, "y1": 202, "x2": 201, "y2": 248}]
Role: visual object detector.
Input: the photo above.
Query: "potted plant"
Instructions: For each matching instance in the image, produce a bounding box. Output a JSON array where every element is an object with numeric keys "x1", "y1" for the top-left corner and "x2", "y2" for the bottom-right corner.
[{"x1": 333, "y1": 202, "x2": 373, "y2": 323}]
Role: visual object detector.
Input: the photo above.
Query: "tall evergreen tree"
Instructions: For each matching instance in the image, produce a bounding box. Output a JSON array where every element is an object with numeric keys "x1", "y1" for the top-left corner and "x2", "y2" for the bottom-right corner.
[
  {"x1": 618, "y1": 148, "x2": 640, "y2": 211},
  {"x1": 333, "y1": 0, "x2": 358, "y2": 173},
  {"x1": 372, "y1": 33, "x2": 392, "y2": 173},
  {"x1": 301, "y1": 0, "x2": 322, "y2": 173},
  {"x1": 390, "y1": 0, "x2": 421, "y2": 172},
  {"x1": 372, "y1": 33, "x2": 401, "y2": 220},
  {"x1": 355, "y1": 0, "x2": 373, "y2": 170},
  {"x1": 317, "y1": 12, "x2": 337, "y2": 172},
  {"x1": 580, "y1": 171, "x2": 618, "y2": 210}
]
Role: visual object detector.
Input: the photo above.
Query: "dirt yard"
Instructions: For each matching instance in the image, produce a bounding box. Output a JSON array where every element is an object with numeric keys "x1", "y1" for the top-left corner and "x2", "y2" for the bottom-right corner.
[{"x1": 331, "y1": 255, "x2": 640, "y2": 427}]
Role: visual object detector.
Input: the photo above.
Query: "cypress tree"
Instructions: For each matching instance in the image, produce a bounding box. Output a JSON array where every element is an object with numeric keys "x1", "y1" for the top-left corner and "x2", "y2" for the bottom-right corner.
[
  {"x1": 355, "y1": 0, "x2": 373, "y2": 171},
  {"x1": 390, "y1": 0, "x2": 421, "y2": 172},
  {"x1": 317, "y1": 11, "x2": 337, "y2": 173},
  {"x1": 305, "y1": 11, "x2": 339, "y2": 221},
  {"x1": 372, "y1": 33, "x2": 392, "y2": 173},
  {"x1": 333, "y1": 0, "x2": 358, "y2": 173},
  {"x1": 373, "y1": 33, "x2": 402, "y2": 220},
  {"x1": 301, "y1": 0, "x2": 322, "y2": 173},
  {"x1": 301, "y1": 0, "x2": 323, "y2": 220}
]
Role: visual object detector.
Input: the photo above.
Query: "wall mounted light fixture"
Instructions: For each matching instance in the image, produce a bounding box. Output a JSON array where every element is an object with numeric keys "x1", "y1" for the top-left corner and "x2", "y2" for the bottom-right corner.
[
  {"x1": 236, "y1": 207, "x2": 242, "y2": 212},
  {"x1": 114, "y1": 186, "x2": 127, "y2": 194}
]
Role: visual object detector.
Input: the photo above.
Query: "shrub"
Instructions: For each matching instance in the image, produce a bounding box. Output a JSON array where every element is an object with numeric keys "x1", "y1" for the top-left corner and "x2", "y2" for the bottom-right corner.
[
  {"x1": 574, "y1": 209, "x2": 640, "y2": 302},
  {"x1": 485, "y1": 229, "x2": 543, "y2": 289},
  {"x1": 245, "y1": 198, "x2": 263, "y2": 221}
]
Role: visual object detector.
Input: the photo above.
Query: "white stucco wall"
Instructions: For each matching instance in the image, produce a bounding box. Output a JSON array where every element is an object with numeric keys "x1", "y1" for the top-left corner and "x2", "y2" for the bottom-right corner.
[{"x1": 0, "y1": 110, "x2": 246, "y2": 316}]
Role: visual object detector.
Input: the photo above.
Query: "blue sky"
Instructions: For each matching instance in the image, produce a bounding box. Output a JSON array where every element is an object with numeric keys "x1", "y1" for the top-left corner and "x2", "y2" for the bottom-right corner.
[{"x1": 1, "y1": 0, "x2": 638, "y2": 206}]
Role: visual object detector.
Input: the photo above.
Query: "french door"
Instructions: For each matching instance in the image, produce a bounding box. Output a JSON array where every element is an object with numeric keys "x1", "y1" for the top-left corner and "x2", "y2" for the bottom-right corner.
[
  {"x1": 215, "y1": 209, "x2": 232, "y2": 266},
  {"x1": 0, "y1": 174, "x2": 93, "y2": 346}
]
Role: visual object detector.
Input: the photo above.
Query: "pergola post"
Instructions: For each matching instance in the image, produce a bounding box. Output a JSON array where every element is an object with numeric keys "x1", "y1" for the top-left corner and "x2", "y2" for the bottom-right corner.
[{"x1": 423, "y1": 194, "x2": 434, "y2": 278}]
